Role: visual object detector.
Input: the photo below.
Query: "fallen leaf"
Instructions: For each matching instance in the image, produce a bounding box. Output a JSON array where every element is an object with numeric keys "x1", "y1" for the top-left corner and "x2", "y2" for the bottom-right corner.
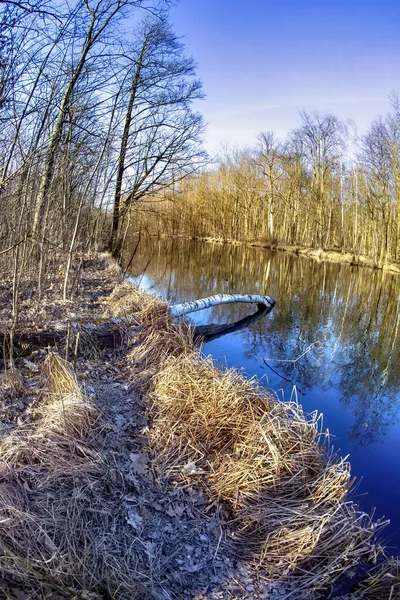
[
  {"x1": 126, "y1": 510, "x2": 143, "y2": 530},
  {"x1": 129, "y1": 452, "x2": 148, "y2": 474}
]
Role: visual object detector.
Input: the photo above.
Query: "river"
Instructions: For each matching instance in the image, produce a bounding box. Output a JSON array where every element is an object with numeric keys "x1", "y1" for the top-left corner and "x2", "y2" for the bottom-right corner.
[{"x1": 123, "y1": 236, "x2": 400, "y2": 554}]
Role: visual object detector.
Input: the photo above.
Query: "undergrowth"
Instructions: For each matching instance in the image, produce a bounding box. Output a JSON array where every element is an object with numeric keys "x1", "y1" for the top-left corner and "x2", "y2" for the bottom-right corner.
[
  {"x1": 109, "y1": 281, "x2": 389, "y2": 597},
  {"x1": 0, "y1": 354, "x2": 151, "y2": 598}
]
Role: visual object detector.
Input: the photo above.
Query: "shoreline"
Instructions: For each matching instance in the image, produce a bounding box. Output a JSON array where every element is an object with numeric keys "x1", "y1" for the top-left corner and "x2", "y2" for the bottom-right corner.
[
  {"x1": 0, "y1": 253, "x2": 397, "y2": 599},
  {"x1": 144, "y1": 234, "x2": 400, "y2": 275}
]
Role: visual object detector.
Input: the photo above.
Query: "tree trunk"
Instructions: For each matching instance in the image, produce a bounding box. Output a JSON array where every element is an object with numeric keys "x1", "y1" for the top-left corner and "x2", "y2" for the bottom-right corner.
[
  {"x1": 170, "y1": 293, "x2": 276, "y2": 317},
  {"x1": 111, "y1": 42, "x2": 147, "y2": 254},
  {"x1": 32, "y1": 15, "x2": 96, "y2": 234},
  {"x1": 0, "y1": 323, "x2": 124, "y2": 357},
  {"x1": 32, "y1": 1, "x2": 126, "y2": 236}
]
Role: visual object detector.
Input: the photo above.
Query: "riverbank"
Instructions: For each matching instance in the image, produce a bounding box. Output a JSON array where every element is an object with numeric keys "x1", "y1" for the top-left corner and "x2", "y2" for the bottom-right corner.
[
  {"x1": 148, "y1": 234, "x2": 400, "y2": 275},
  {"x1": 0, "y1": 254, "x2": 399, "y2": 599}
]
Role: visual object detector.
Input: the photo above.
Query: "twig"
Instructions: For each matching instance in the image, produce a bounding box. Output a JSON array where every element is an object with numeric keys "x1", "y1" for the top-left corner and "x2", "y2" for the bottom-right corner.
[
  {"x1": 262, "y1": 358, "x2": 304, "y2": 394},
  {"x1": 0, "y1": 235, "x2": 32, "y2": 256},
  {"x1": 65, "y1": 323, "x2": 71, "y2": 362},
  {"x1": 213, "y1": 526, "x2": 223, "y2": 561},
  {"x1": 73, "y1": 332, "x2": 80, "y2": 373},
  {"x1": 264, "y1": 341, "x2": 321, "y2": 364}
]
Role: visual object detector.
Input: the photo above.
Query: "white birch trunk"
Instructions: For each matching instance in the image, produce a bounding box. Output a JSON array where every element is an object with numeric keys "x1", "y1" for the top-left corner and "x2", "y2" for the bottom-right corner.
[{"x1": 170, "y1": 293, "x2": 276, "y2": 317}]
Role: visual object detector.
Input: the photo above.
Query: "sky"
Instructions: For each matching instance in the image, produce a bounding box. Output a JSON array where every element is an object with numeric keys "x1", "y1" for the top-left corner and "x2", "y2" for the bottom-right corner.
[{"x1": 169, "y1": 0, "x2": 400, "y2": 155}]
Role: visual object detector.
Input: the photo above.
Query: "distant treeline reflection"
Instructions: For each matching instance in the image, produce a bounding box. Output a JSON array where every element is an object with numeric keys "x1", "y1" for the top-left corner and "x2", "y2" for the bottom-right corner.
[{"x1": 124, "y1": 236, "x2": 400, "y2": 446}]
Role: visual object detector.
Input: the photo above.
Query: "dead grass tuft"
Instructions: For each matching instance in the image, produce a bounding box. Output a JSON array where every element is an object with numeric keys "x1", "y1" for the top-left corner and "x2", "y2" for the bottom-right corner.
[
  {"x1": 0, "y1": 354, "x2": 149, "y2": 598},
  {"x1": 107, "y1": 280, "x2": 164, "y2": 319},
  {"x1": 149, "y1": 352, "x2": 385, "y2": 593},
  {"x1": 128, "y1": 306, "x2": 194, "y2": 373},
  {"x1": 38, "y1": 354, "x2": 100, "y2": 438},
  {"x1": 43, "y1": 352, "x2": 81, "y2": 395},
  {"x1": 108, "y1": 282, "x2": 195, "y2": 375}
]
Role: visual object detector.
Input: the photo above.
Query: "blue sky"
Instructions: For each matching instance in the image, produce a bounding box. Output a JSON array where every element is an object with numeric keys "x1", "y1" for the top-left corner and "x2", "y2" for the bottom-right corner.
[{"x1": 170, "y1": 0, "x2": 400, "y2": 155}]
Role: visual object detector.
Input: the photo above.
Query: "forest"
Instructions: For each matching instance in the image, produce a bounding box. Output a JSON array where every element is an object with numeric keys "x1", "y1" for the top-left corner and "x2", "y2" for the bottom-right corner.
[
  {"x1": 133, "y1": 102, "x2": 400, "y2": 269},
  {"x1": 0, "y1": 0, "x2": 205, "y2": 295},
  {"x1": 2, "y1": 0, "x2": 400, "y2": 308}
]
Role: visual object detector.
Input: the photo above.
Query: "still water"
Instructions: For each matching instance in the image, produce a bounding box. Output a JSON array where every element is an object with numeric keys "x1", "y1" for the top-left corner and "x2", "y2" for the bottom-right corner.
[{"x1": 124, "y1": 236, "x2": 400, "y2": 553}]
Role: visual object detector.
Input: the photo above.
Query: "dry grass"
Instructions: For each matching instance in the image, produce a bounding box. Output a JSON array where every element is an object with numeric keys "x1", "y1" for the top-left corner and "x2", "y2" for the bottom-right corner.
[
  {"x1": 354, "y1": 558, "x2": 400, "y2": 599},
  {"x1": 109, "y1": 282, "x2": 386, "y2": 594},
  {"x1": 0, "y1": 354, "x2": 150, "y2": 598},
  {"x1": 147, "y1": 352, "x2": 385, "y2": 594},
  {"x1": 108, "y1": 282, "x2": 195, "y2": 378},
  {"x1": 5, "y1": 279, "x2": 386, "y2": 597},
  {"x1": 107, "y1": 279, "x2": 162, "y2": 319},
  {"x1": 37, "y1": 354, "x2": 101, "y2": 438}
]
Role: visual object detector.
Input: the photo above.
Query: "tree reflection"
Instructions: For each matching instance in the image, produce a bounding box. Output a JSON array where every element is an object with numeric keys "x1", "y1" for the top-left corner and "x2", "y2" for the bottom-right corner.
[{"x1": 123, "y1": 237, "x2": 400, "y2": 446}]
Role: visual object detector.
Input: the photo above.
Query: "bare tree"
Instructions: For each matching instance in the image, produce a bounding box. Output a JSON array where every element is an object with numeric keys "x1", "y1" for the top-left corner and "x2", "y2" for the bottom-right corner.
[
  {"x1": 109, "y1": 14, "x2": 206, "y2": 254},
  {"x1": 31, "y1": 0, "x2": 154, "y2": 237},
  {"x1": 289, "y1": 111, "x2": 342, "y2": 248},
  {"x1": 256, "y1": 131, "x2": 283, "y2": 242}
]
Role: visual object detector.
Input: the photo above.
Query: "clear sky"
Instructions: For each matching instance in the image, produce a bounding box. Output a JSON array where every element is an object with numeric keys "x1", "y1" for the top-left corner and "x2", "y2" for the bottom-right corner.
[{"x1": 169, "y1": 0, "x2": 400, "y2": 155}]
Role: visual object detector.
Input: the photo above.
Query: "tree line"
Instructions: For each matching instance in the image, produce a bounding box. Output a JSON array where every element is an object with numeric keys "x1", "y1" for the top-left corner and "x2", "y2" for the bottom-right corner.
[
  {"x1": 132, "y1": 100, "x2": 400, "y2": 268},
  {"x1": 0, "y1": 0, "x2": 205, "y2": 297}
]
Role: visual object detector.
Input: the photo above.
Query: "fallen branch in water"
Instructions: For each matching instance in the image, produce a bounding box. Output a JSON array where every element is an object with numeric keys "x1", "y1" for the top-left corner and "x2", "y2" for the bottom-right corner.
[
  {"x1": 1, "y1": 294, "x2": 276, "y2": 357},
  {"x1": 170, "y1": 293, "x2": 275, "y2": 316},
  {"x1": 263, "y1": 358, "x2": 305, "y2": 395}
]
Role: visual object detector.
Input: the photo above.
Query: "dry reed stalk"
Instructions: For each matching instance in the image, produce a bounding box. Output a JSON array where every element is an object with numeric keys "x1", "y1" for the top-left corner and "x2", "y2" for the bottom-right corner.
[
  {"x1": 354, "y1": 558, "x2": 400, "y2": 599},
  {"x1": 108, "y1": 283, "x2": 196, "y2": 379},
  {"x1": 107, "y1": 284, "x2": 198, "y2": 393},
  {"x1": 148, "y1": 352, "x2": 385, "y2": 593},
  {"x1": 43, "y1": 353, "x2": 81, "y2": 395},
  {"x1": 107, "y1": 280, "x2": 163, "y2": 319},
  {"x1": 129, "y1": 305, "x2": 192, "y2": 368}
]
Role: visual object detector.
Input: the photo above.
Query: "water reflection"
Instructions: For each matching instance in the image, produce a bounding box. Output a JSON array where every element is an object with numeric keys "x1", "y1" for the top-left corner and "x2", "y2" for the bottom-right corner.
[
  {"x1": 194, "y1": 304, "x2": 273, "y2": 343},
  {"x1": 123, "y1": 236, "x2": 400, "y2": 549},
  {"x1": 124, "y1": 236, "x2": 400, "y2": 445}
]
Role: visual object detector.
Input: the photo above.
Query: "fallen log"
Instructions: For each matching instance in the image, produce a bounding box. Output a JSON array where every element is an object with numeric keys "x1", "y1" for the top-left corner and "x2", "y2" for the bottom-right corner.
[
  {"x1": 1, "y1": 293, "x2": 276, "y2": 357},
  {"x1": 0, "y1": 323, "x2": 123, "y2": 357},
  {"x1": 193, "y1": 304, "x2": 272, "y2": 343},
  {"x1": 170, "y1": 293, "x2": 275, "y2": 317}
]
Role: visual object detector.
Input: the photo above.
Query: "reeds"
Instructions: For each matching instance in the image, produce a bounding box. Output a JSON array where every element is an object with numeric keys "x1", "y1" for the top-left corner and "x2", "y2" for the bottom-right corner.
[
  {"x1": 107, "y1": 279, "x2": 163, "y2": 319},
  {"x1": 354, "y1": 558, "x2": 400, "y2": 599},
  {"x1": 108, "y1": 282, "x2": 194, "y2": 377},
  {"x1": 148, "y1": 352, "x2": 385, "y2": 593}
]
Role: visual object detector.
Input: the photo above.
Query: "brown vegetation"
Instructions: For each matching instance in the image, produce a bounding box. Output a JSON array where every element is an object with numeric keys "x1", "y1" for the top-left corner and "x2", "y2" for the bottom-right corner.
[
  {"x1": 0, "y1": 354, "x2": 147, "y2": 598},
  {"x1": 0, "y1": 257, "x2": 398, "y2": 598},
  {"x1": 130, "y1": 103, "x2": 400, "y2": 271},
  {"x1": 354, "y1": 558, "x2": 400, "y2": 599},
  {"x1": 148, "y1": 357, "x2": 382, "y2": 593},
  {"x1": 109, "y1": 281, "x2": 389, "y2": 598}
]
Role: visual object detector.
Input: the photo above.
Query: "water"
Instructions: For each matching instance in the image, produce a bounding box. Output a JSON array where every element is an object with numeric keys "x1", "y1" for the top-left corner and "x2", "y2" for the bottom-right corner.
[{"x1": 123, "y1": 236, "x2": 400, "y2": 553}]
